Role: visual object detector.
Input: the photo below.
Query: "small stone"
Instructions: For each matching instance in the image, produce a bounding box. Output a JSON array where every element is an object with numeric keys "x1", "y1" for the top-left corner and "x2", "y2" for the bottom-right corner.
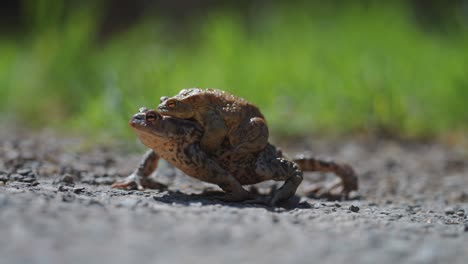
[
  {"x1": 0, "y1": 173, "x2": 8, "y2": 182},
  {"x1": 0, "y1": 170, "x2": 8, "y2": 182},
  {"x1": 87, "y1": 199, "x2": 104, "y2": 207},
  {"x1": 9, "y1": 172, "x2": 36, "y2": 183},
  {"x1": 313, "y1": 203, "x2": 322, "y2": 209},
  {"x1": 94, "y1": 177, "x2": 115, "y2": 185},
  {"x1": 17, "y1": 168, "x2": 32, "y2": 175},
  {"x1": 9, "y1": 174, "x2": 22, "y2": 181},
  {"x1": 444, "y1": 207, "x2": 455, "y2": 215},
  {"x1": 271, "y1": 215, "x2": 280, "y2": 223},
  {"x1": 349, "y1": 205, "x2": 360, "y2": 213},
  {"x1": 0, "y1": 181, "x2": 4, "y2": 186},
  {"x1": 30, "y1": 181, "x2": 40, "y2": 186},
  {"x1": 80, "y1": 177, "x2": 96, "y2": 185},
  {"x1": 21, "y1": 177, "x2": 36, "y2": 183},
  {"x1": 59, "y1": 174, "x2": 75, "y2": 186},
  {"x1": 58, "y1": 185, "x2": 71, "y2": 192},
  {"x1": 456, "y1": 209, "x2": 465, "y2": 217},
  {"x1": 62, "y1": 193, "x2": 76, "y2": 202},
  {"x1": 73, "y1": 187, "x2": 85, "y2": 194}
]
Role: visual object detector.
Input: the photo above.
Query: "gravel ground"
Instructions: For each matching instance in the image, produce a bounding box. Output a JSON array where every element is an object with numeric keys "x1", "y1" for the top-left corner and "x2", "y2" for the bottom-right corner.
[{"x1": 1, "y1": 130, "x2": 467, "y2": 264}]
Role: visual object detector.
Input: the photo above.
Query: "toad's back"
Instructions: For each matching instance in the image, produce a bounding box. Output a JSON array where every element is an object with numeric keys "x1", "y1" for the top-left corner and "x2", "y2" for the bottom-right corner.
[{"x1": 176, "y1": 88, "x2": 265, "y2": 128}]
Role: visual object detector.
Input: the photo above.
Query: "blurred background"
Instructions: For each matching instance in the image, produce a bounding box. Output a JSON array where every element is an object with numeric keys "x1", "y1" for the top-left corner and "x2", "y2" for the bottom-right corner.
[{"x1": 0, "y1": 0, "x2": 467, "y2": 141}]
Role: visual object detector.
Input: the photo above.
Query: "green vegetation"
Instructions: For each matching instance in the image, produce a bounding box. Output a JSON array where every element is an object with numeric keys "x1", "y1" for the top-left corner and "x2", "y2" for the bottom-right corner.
[{"x1": 1, "y1": 2, "x2": 467, "y2": 139}]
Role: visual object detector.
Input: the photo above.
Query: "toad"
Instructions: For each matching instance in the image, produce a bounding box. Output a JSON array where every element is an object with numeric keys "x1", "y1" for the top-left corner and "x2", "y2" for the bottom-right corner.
[
  {"x1": 157, "y1": 88, "x2": 268, "y2": 155},
  {"x1": 112, "y1": 108, "x2": 358, "y2": 205}
]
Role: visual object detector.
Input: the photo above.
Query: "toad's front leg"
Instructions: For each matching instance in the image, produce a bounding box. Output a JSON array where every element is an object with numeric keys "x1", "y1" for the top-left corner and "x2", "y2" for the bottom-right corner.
[
  {"x1": 111, "y1": 150, "x2": 167, "y2": 190},
  {"x1": 200, "y1": 112, "x2": 227, "y2": 155}
]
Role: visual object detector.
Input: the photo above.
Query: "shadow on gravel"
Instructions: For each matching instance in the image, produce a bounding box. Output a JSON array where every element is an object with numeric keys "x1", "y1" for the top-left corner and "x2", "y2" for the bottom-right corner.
[{"x1": 152, "y1": 190, "x2": 312, "y2": 211}]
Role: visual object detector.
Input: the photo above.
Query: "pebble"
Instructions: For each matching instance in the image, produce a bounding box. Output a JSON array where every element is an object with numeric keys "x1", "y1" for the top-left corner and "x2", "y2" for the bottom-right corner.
[
  {"x1": 80, "y1": 177, "x2": 96, "y2": 185},
  {"x1": 456, "y1": 209, "x2": 465, "y2": 217},
  {"x1": 87, "y1": 199, "x2": 104, "y2": 207},
  {"x1": 94, "y1": 177, "x2": 115, "y2": 185},
  {"x1": 16, "y1": 168, "x2": 32, "y2": 175},
  {"x1": 30, "y1": 181, "x2": 40, "y2": 186},
  {"x1": 0, "y1": 173, "x2": 8, "y2": 182},
  {"x1": 349, "y1": 205, "x2": 360, "y2": 213},
  {"x1": 73, "y1": 187, "x2": 85, "y2": 194},
  {"x1": 22, "y1": 177, "x2": 37, "y2": 183},
  {"x1": 58, "y1": 174, "x2": 75, "y2": 186},
  {"x1": 9, "y1": 174, "x2": 22, "y2": 181},
  {"x1": 58, "y1": 185, "x2": 71, "y2": 192},
  {"x1": 9, "y1": 173, "x2": 37, "y2": 183},
  {"x1": 444, "y1": 207, "x2": 455, "y2": 215},
  {"x1": 62, "y1": 193, "x2": 76, "y2": 202}
]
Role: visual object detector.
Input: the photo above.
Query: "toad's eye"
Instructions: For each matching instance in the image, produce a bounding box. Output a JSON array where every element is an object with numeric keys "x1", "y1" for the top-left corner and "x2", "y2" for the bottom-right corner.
[
  {"x1": 166, "y1": 100, "x2": 177, "y2": 108},
  {"x1": 145, "y1": 111, "x2": 159, "y2": 122}
]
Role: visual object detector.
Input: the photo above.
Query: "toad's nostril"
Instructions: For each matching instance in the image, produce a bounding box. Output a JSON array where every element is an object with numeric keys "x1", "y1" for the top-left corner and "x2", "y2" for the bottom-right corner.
[{"x1": 133, "y1": 113, "x2": 145, "y2": 121}]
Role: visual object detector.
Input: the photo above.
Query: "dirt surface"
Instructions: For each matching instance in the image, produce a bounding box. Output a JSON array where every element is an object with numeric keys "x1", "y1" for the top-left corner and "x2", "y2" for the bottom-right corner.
[{"x1": 1, "y1": 130, "x2": 468, "y2": 264}]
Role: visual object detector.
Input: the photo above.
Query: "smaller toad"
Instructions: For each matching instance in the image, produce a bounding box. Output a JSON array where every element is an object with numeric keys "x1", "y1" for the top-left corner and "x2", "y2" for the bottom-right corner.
[{"x1": 158, "y1": 88, "x2": 268, "y2": 155}]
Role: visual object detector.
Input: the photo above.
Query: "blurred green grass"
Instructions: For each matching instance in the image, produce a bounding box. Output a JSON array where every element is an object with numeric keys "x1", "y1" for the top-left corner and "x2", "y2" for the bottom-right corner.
[{"x1": 1, "y1": 1, "x2": 467, "y2": 140}]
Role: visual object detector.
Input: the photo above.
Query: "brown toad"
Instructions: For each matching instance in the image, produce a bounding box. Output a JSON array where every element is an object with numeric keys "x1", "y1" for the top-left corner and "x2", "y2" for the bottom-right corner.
[
  {"x1": 112, "y1": 108, "x2": 358, "y2": 205},
  {"x1": 157, "y1": 88, "x2": 268, "y2": 155}
]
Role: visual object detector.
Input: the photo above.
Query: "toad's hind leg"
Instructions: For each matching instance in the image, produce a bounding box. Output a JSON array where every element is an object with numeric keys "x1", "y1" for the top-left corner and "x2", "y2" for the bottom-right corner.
[
  {"x1": 255, "y1": 153, "x2": 303, "y2": 206},
  {"x1": 229, "y1": 117, "x2": 269, "y2": 153},
  {"x1": 186, "y1": 144, "x2": 254, "y2": 202},
  {"x1": 111, "y1": 150, "x2": 166, "y2": 190},
  {"x1": 293, "y1": 156, "x2": 358, "y2": 199}
]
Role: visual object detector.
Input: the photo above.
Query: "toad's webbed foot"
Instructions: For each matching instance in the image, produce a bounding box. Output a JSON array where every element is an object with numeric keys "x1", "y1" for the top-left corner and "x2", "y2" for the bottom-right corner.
[
  {"x1": 111, "y1": 172, "x2": 167, "y2": 190},
  {"x1": 111, "y1": 149, "x2": 165, "y2": 190}
]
